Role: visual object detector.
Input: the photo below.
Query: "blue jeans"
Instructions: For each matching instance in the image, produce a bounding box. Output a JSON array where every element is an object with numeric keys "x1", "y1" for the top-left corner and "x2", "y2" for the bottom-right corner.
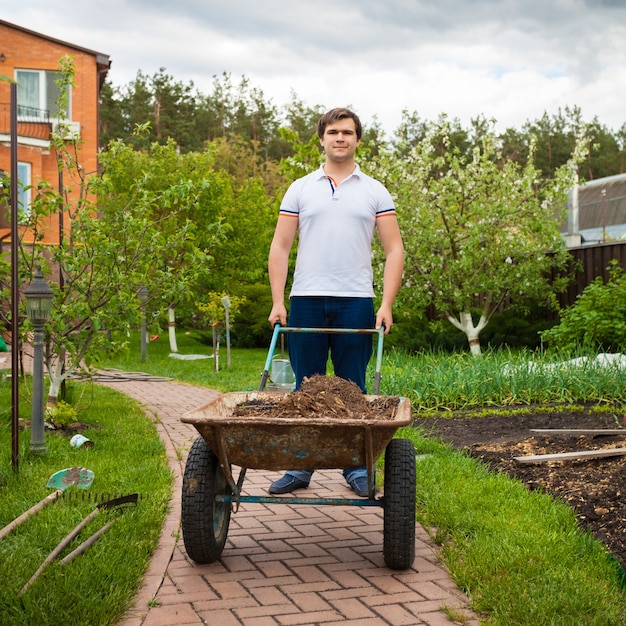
[{"x1": 285, "y1": 296, "x2": 374, "y2": 484}]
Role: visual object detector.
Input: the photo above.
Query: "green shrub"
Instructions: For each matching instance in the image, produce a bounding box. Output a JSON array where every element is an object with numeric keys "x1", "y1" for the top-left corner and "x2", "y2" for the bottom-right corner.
[
  {"x1": 44, "y1": 400, "x2": 78, "y2": 429},
  {"x1": 482, "y1": 304, "x2": 556, "y2": 350},
  {"x1": 387, "y1": 305, "x2": 556, "y2": 353},
  {"x1": 541, "y1": 259, "x2": 626, "y2": 351},
  {"x1": 230, "y1": 283, "x2": 275, "y2": 348}
]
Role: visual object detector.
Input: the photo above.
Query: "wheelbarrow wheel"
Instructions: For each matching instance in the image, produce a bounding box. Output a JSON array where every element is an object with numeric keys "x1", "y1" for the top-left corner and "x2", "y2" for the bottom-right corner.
[
  {"x1": 182, "y1": 436, "x2": 232, "y2": 564},
  {"x1": 383, "y1": 437, "x2": 416, "y2": 570}
]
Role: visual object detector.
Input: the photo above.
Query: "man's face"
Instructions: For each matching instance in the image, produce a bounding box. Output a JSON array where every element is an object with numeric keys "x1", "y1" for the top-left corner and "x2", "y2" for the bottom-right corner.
[{"x1": 320, "y1": 118, "x2": 360, "y2": 163}]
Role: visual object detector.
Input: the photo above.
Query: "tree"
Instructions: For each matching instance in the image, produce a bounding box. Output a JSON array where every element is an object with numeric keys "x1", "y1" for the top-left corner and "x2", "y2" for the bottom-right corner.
[
  {"x1": 521, "y1": 107, "x2": 584, "y2": 179},
  {"x1": 32, "y1": 131, "x2": 225, "y2": 400},
  {"x1": 500, "y1": 107, "x2": 624, "y2": 182},
  {"x1": 99, "y1": 73, "x2": 153, "y2": 149},
  {"x1": 371, "y1": 116, "x2": 582, "y2": 355},
  {"x1": 95, "y1": 131, "x2": 231, "y2": 353},
  {"x1": 582, "y1": 117, "x2": 624, "y2": 180},
  {"x1": 196, "y1": 292, "x2": 245, "y2": 368},
  {"x1": 392, "y1": 109, "x2": 471, "y2": 159},
  {"x1": 17, "y1": 61, "x2": 226, "y2": 404}
]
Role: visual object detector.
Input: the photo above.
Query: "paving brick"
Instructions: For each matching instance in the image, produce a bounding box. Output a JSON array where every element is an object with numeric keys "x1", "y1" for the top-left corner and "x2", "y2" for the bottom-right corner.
[
  {"x1": 244, "y1": 575, "x2": 301, "y2": 588},
  {"x1": 289, "y1": 542, "x2": 333, "y2": 558},
  {"x1": 278, "y1": 581, "x2": 343, "y2": 597},
  {"x1": 351, "y1": 590, "x2": 422, "y2": 606},
  {"x1": 421, "y1": 609, "x2": 477, "y2": 626},
  {"x1": 403, "y1": 599, "x2": 459, "y2": 616},
  {"x1": 324, "y1": 617, "x2": 388, "y2": 626},
  {"x1": 192, "y1": 596, "x2": 259, "y2": 612},
  {"x1": 241, "y1": 617, "x2": 280, "y2": 626},
  {"x1": 141, "y1": 603, "x2": 201, "y2": 626},
  {"x1": 168, "y1": 574, "x2": 219, "y2": 596},
  {"x1": 235, "y1": 603, "x2": 300, "y2": 620},
  {"x1": 412, "y1": 580, "x2": 458, "y2": 601},
  {"x1": 219, "y1": 554, "x2": 259, "y2": 572},
  {"x1": 195, "y1": 608, "x2": 250, "y2": 626},
  {"x1": 210, "y1": 579, "x2": 251, "y2": 599},
  {"x1": 368, "y1": 574, "x2": 415, "y2": 595},
  {"x1": 248, "y1": 584, "x2": 293, "y2": 606},
  {"x1": 275, "y1": 610, "x2": 344, "y2": 625},
  {"x1": 318, "y1": 568, "x2": 370, "y2": 589},
  {"x1": 290, "y1": 564, "x2": 333, "y2": 583},
  {"x1": 288, "y1": 591, "x2": 334, "y2": 613},
  {"x1": 374, "y1": 603, "x2": 429, "y2": 625},
  {"x1": 327, "y1": 596, "x2": 376, "y2": 619}
]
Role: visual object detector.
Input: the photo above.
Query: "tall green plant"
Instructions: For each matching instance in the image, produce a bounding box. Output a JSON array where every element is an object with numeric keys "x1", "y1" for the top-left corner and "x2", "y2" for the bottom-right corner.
[{"x1": 541, "y1": 259, "x2": 626, "y2": 351}]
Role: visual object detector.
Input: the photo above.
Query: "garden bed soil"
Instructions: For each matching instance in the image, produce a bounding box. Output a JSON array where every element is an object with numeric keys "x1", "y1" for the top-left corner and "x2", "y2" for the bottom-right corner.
[{"x1": 417, "y1": 408, "x2": 626, "y2": 573}]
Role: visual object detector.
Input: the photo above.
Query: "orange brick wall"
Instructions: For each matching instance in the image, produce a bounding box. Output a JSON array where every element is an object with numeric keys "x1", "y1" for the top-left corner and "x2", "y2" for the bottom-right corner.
[{"x1": 0, "y1": 22, "x2": 108, "y2": 245}]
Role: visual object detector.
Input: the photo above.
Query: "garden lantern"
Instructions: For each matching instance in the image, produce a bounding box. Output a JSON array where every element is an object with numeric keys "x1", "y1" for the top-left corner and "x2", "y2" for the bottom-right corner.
[{"x1": 24, "y1": 267, "x2": 54, "y2": 454}]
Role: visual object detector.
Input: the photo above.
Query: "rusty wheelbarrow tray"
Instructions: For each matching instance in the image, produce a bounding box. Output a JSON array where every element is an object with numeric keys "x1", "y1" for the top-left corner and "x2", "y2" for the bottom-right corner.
[
  {"x1": 181, "y1": 390, "x2": 411, "y2": 472},
  {"x1": 180, "y1": 325, "x2": 416, "y2": 570}
]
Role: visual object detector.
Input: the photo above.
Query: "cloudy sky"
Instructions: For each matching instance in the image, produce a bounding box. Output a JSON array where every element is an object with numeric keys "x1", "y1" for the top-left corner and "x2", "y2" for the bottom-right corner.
[{"x1": 4, "y1": 0, "x2": 626, "y2": 134}]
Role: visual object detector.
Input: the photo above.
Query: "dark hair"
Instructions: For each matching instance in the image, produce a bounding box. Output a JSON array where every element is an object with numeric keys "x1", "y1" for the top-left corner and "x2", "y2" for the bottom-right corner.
[{"x1": 317, "y1": 108, "x2": 362, "y2": 141}]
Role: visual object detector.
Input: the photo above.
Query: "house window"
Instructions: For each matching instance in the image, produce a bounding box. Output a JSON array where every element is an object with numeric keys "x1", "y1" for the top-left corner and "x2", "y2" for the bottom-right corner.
[
  {"x1": 15, "y1": 69, "x2": 70, "y2": 121},
  {"x1": 17, "y1": 162, "x2": 31, "y2": 223}
]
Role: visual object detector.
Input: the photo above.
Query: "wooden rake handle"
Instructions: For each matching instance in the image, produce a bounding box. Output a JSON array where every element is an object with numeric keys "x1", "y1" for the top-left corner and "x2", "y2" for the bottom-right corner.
[
  {"x1": 0, "y1": 491, "x2": 61, "y2": 542},
  {"x1": 18, "y1": 493, "x2": 137, "y2": 596},
  {"x1": 18, "y1": 507, "x2": 99, "y2": 596},
  {"x1": 60, "y1": 519, "x2": 115, "y2": 566}
]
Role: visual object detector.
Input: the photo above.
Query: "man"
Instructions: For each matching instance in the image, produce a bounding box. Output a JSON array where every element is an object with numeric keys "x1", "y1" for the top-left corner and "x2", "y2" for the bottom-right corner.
[{"x1": 267, "y1": 107, "x2": 404, "y2": 497}]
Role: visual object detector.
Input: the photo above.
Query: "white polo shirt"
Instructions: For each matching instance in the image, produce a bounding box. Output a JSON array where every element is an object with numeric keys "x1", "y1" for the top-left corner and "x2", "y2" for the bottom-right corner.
[{"x1": 279, "y1": 164, "x2": 396, "y2": 298}]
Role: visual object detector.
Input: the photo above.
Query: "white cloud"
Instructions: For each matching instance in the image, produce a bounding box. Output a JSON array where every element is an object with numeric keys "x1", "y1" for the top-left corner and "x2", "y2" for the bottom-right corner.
[{"x1": 3, "y1": 0, "x2": 626, "y2": 133}]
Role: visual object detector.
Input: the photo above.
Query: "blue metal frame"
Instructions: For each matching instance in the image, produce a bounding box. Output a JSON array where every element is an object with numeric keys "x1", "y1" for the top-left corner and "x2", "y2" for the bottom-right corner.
[
  {"x1": 259, "y1": 324, "x2": 386, "y2": 394},
  {"x1": 216, "y1": 494, "x2": 382, "y2": 507}
]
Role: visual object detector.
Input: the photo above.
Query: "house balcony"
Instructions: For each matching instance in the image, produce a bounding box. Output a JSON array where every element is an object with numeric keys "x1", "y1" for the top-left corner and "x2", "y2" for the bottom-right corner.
[{"x1": 0, "y1": 103, "x2": 53, "y2": 140}]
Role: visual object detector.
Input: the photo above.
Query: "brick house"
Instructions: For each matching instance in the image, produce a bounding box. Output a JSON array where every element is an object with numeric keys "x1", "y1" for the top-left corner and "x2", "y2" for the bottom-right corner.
[{"x1": 0, "y1": 19, "x2": 110, "y2": 246}]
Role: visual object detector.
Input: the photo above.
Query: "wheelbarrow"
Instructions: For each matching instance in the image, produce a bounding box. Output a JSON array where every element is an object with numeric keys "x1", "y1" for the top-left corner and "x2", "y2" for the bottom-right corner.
[{"x1": 180, "y1": 325, "x2": 416, "y2": 570}]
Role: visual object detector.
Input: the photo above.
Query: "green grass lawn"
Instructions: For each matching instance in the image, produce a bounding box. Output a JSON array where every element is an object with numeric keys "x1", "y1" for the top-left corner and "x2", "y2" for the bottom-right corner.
[
  {"x1": 0, "y1": 382, "x2": 171, "y2": 626},
  {"x1": 400, "y1": 426, "x2": 626, "y2": 625},
  {"x1": 1, "y1": 329, "x2": 625, "y2": 625}
]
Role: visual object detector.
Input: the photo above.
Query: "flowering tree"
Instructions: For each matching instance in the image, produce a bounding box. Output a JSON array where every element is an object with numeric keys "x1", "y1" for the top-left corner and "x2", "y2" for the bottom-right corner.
[{"x1": 372, "y1": 117, "x2": 586, "y2": 354}]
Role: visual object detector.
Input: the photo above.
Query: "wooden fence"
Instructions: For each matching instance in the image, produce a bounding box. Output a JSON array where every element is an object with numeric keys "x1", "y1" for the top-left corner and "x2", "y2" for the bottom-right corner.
[{"x1": 558, "y1": 240, "x2": 626, "y2": 308}]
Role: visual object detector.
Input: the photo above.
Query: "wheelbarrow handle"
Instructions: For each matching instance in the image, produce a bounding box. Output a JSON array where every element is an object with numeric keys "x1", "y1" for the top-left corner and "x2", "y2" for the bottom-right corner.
[{"x1": 259, "y1": 324, "x2": 385, "y2": 394}]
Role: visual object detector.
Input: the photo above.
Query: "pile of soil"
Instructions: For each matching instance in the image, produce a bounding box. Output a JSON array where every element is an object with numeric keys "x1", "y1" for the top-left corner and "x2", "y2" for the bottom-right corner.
[
  {"x1": 418, "y1": 408, "x2": 626, "y2": 573},
  {"x1": 235, "y1": 375, "x2": 400, "y2": 420}
]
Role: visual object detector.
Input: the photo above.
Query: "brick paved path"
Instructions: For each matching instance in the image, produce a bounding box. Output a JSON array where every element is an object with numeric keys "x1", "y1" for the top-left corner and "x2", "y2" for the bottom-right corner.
[{"x1": 99, "y1": 377, "x2": 480, "y2": 626}]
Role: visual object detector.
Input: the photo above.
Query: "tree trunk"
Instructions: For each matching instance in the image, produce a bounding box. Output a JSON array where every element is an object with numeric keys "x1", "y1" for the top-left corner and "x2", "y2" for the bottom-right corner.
[
  {"x1": 168, "y1": 306, "x2": 178, "y2": 353},
  {"x1": 45, "y1": 344, "x2": 65, "y2": 405},
  {"x1": 446, "y1": 311, "x2": 488, "y2": 356},
  {"x1": 47, "y1": 335, "x2": 92, "y2": 406}
]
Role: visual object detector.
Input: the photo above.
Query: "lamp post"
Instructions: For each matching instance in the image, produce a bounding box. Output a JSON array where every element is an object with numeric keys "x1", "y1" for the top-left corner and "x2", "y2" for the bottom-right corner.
[
  {"x1": 220, "y1": 296, "x2": 231, "y2": 369},
  {"x1": 137, "y1": 286, "x2": 148, "y2": 362},
  {"x1": 24, "y1": 267, "x2": 54, "y2": 454}
]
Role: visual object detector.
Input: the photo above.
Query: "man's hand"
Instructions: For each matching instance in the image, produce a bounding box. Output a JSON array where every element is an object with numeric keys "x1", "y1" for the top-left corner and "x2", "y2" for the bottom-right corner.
[
  {"x1": 268, "y1": 303, "x2": 288, "y2": 327},
  {"x1": 375, "y1": 305, "x2": 393, "y2": 334}
]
